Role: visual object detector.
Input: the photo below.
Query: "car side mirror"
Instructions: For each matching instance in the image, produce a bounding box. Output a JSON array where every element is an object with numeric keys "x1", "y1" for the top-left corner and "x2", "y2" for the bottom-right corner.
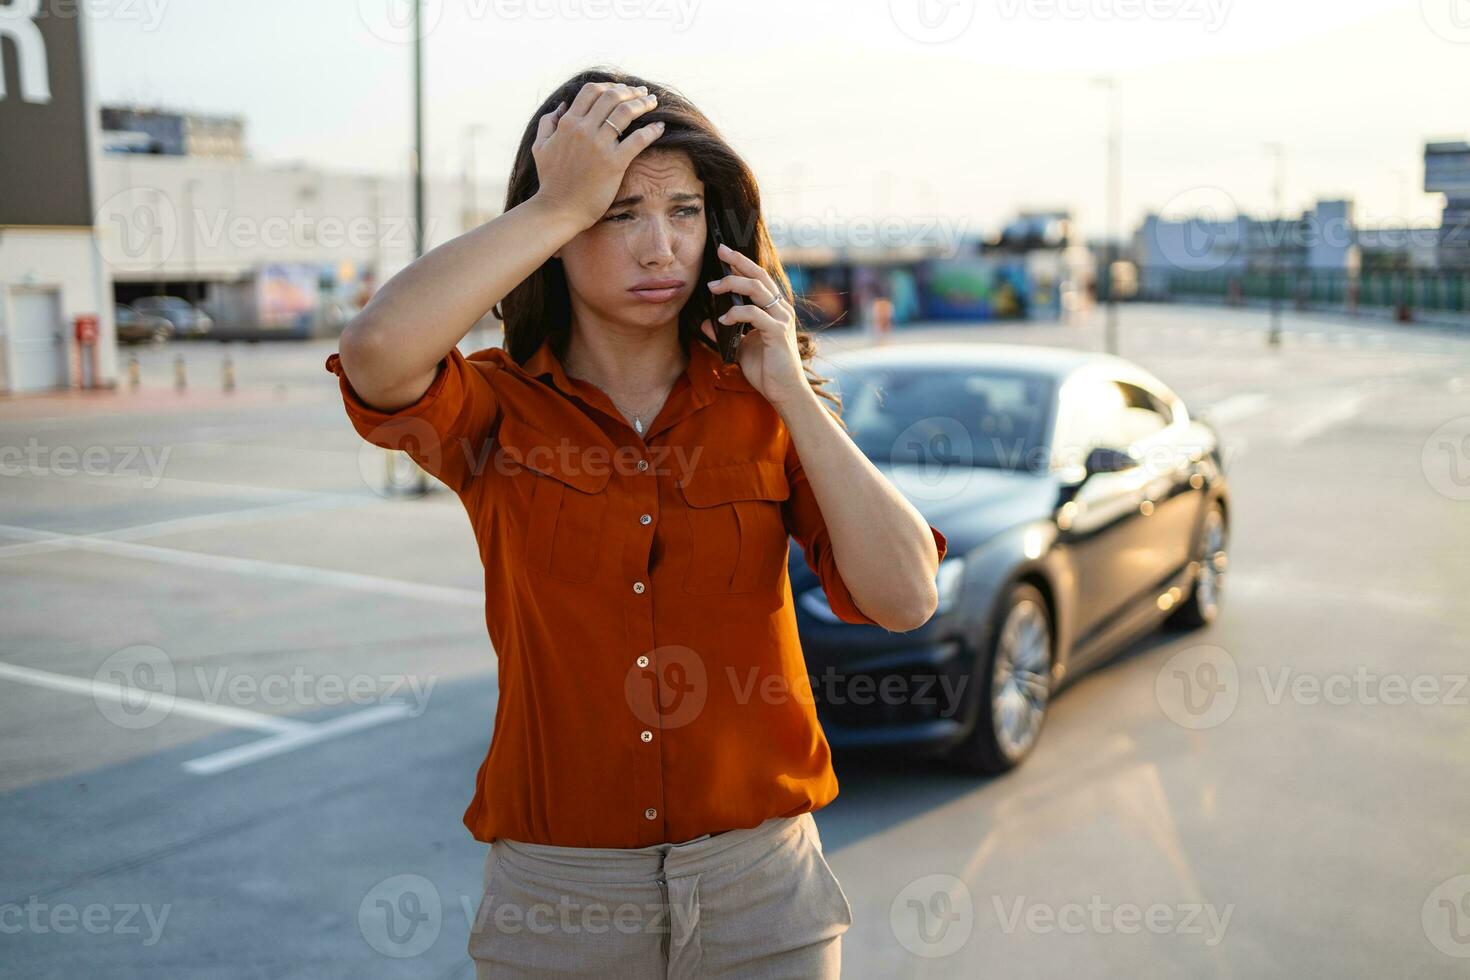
[{"x1": 1084, "y1": 446, "x2": 1139, "y2": 477}]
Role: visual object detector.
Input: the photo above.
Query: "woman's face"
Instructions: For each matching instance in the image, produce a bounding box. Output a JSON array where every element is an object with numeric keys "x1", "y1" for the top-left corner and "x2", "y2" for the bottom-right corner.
[{"x1": 554, "y1": 148, "x2": 707, "y2": 333}]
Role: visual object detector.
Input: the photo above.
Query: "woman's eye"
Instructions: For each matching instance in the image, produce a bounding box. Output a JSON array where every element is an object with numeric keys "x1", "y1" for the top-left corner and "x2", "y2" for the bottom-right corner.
[
  {"x1": 677, "y1": 206, "x2": 702, "y2": 217},
  {"x1": 605, "y1": 212, "x2": 633, "y2": 223}
]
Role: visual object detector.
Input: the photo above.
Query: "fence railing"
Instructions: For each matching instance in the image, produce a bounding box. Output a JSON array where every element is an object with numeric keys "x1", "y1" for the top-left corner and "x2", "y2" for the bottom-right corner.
[{"x1": 1135, "y1": 267, "x2": 1470, "y2": 317}]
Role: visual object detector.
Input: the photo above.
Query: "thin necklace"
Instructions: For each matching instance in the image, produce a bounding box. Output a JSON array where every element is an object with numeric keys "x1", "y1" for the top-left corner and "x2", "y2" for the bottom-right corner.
[{"x1": 566, "y1": 370, "x2": 676, "y2": 435}]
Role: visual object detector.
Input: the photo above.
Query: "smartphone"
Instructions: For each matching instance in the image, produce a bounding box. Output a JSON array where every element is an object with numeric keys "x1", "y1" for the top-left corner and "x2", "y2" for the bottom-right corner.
[{"x1": 704, "y1": 188, "x2": 753, "y2": 364}]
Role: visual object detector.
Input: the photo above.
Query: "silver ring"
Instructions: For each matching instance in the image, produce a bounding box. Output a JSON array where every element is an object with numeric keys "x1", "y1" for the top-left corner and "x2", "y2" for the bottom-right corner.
[
  {"x1": 602, "y1": 118, "x2": 623, "y2": 136},
  {"x1": 759, "y1": 290, "x2": 783, "y2": 310}
]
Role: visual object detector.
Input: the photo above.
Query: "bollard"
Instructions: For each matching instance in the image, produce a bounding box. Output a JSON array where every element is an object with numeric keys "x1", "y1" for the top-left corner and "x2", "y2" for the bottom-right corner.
[
  {"x1": 127, "y1": 354, "x2": 141, "y2": 390},
  {"x1": 174, "y1": 354, "x2": 187, "y2": 393},
  {"x1": 222, "y1": 351, "x2": 235, "y2": 393}
]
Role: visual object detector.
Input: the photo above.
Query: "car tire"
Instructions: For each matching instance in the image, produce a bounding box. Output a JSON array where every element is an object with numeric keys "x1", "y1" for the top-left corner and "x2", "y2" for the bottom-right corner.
[
  {"x1": 949, "y1": 582, "x2": 1053, "y2": 775},
  {"x1": 1165, "y1": 500, "x2": 1227, "y2": 630}
]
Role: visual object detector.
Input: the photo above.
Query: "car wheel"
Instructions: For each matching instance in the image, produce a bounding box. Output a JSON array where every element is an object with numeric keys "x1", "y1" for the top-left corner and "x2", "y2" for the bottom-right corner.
[
  {"x1": 950, "y1": 582, "x2": 1053, "y2": 775},
  {"x1": 1166, "y1": 501, "x2": 1227, "y2": 630}
]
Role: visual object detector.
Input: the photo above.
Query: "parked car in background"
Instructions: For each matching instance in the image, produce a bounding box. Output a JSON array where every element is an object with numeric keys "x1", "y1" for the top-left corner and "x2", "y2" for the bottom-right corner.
[
  {"x1": 131, "y1": 295, "x2": 214, "y2": 338},
  {"x1": 114, "y1": 303, "x2": 172, "y2": 345},
  {"x1": 791, "y1": 342, "x2": 1230, "y2": 775}
]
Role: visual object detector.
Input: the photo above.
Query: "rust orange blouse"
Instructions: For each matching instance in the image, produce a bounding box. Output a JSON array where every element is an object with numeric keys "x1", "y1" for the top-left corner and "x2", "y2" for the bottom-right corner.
[{"x1": 325, "y1": 335, "x2": 947, "y2": 848}]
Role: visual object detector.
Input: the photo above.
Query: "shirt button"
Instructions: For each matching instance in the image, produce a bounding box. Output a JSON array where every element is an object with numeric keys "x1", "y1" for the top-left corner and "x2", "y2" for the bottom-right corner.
[
  {"x1": 636, "y1": 655, "x2": 650, "y2": 668},
  {"x1": 639, "y1": 513, "x2": 652, "y2": 525},
  {"x1": 645, "y1": 807, "x2": 658, "y2": 820},
  {"x1": 637, "y1": 459, "x2": 649, "y2": 471},
  {"x1": 633, "y1": 581, "x2": 646, "y2": 594},
  {"x1": 640, "y1": 730, "x2": 653, "y2": 742}
]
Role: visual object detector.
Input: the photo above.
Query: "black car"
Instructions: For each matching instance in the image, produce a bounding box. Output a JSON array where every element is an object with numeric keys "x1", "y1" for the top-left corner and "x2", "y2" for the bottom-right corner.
[{"x1": 791, "y1": 342, "x2": 1230, "y2": 774}]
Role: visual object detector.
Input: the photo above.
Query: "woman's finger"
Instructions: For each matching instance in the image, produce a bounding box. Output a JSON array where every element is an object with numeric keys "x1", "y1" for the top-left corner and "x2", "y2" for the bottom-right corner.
[
  {"x1": 614, "y1": 118, "x2": 666, "y2": 165},
  {"x1": 715, "y1": 242, "x2": 780, "y2": 299},
  {"x1": 715, "y1": 301, "x2": 789, "y2": 341},
  {"x1": 708, "y1": 274, "x2": 783, "y2": 309},
  {"x1": 533, "y1": 101, "x2": 567, "y2": 148}
]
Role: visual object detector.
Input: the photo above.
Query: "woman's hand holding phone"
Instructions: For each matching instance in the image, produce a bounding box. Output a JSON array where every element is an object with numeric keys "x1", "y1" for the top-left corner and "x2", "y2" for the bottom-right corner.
[
  {"x1": 701, "y1": 243, "x2": 809, "y2": 410},
  {"x1": 529, "y1": 82, "x2": 665, "y2": 233}
]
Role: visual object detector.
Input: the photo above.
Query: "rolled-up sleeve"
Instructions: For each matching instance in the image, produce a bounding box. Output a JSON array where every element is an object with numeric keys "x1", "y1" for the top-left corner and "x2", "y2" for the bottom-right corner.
[
  {"x1": 782, "y1": 436, "x2": 949, "y2": 627},
  {"x1": 325, "y1": 345, "x2": 501, "y2": 494}
]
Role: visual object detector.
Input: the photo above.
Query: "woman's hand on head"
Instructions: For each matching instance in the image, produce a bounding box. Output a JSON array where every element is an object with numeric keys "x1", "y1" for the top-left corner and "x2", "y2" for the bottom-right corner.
[{"x1": 529, "y1": 81, "x2": 666, "y2": 233}]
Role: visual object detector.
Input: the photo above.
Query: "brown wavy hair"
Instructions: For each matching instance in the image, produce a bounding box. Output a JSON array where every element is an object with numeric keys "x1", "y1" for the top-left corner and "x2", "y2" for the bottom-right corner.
[{"x1": 490, "y1": 66, "x2": 844, "y2": 422}]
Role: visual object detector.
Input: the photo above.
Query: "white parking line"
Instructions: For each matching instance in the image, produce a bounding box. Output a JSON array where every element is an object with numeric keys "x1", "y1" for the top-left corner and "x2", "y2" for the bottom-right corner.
[
  {"x1": 183, "y1": 703, "x2": 414, "y2": 775},
  {"x1": 0, "y1": 661, "x2": 305, "y2": 733},
  {"x1": 1200, "y1": 393, "x2": 1270, "y2": 425},
  {"x1": 1281, "y1": 393, "x2": 1366, "y2": 446},
  {"x1": 0, "y1": 523, "x2": 483, "y2": 606},
  {"x1": 0, "y1": 661, "x2": 418, "y2": 776}
]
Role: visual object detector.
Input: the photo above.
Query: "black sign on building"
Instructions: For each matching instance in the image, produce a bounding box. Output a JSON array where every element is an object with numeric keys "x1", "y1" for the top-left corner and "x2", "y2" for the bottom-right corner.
[{"x1": 0, "y1": 2, "x2": 95, "y2": 227}]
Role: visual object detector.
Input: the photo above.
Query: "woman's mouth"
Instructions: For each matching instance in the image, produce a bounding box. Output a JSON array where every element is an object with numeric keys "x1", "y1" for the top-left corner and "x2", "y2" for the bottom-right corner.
[{"x1": 628, "y1": 280, "x2": 685, "y2": 303}]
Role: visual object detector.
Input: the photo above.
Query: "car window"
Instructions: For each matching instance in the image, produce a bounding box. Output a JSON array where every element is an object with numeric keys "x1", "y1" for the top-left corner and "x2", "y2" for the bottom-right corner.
[
  {"x1": 833, "y1": 366, "x2": 1054, "y2": 470},
  {"x1": 1116, "y1": 381, "x2": 1173, "y2": 444}
]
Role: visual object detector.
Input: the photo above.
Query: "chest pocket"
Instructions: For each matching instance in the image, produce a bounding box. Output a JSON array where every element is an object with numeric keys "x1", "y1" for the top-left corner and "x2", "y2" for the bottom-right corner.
[
  {"x1": 677, "y1": 460, "x2": 791, "y2": 595},
  {"x1": 495, "y1": 415, "x2": 611, "y2": 583}
]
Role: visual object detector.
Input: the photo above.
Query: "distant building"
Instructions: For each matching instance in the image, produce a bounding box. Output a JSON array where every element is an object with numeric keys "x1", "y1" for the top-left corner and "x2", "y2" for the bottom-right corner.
[
  {"x1": 1424, "y1": 140, "x2": 1470, "y2": 268},
  {"x1": 100, "y1": 105, "x2": 247, "y2": 159}
]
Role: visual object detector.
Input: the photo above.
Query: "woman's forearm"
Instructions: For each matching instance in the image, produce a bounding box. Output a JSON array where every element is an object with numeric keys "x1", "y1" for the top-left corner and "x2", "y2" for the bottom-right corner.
[
  {"x1": 776, "y1": 387, "x2": 941, "y2": 631},
  {"x1": 339, "y1": 195, "x2": 584, "y2": 406}
]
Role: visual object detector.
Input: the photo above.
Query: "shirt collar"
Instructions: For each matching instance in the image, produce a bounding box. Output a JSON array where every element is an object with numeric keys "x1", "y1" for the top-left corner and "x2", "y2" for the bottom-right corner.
[{"x1": 523, "y1": 334, "x2": 724, "y2": 409}]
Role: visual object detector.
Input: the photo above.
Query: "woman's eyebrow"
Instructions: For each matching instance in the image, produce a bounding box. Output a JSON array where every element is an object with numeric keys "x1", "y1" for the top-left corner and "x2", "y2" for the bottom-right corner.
[{"x1": 606, "y1": 191, "x2": 704, "y2": 209}]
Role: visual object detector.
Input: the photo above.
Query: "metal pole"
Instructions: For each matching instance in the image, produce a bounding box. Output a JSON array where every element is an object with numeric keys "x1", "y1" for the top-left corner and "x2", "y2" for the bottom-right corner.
[
  {"x1": 1265, "y1": 142, "x2": 1284, "y2": 347},
  {"x1": 1092, "y1": 76, "x2": 1120, "y2": 355},
  {"x1": 411, "y1": 0, "x2": 428, "y2": 494}
]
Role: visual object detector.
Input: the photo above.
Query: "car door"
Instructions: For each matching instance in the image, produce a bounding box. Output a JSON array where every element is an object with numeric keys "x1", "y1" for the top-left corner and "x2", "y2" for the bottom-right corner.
[
  {"x1": 1122, "y1": 377, "x2": 1206, "y2": 589},
  {"x1": 1051, "y1": 374, "x2": 1156, "y2": 638}
]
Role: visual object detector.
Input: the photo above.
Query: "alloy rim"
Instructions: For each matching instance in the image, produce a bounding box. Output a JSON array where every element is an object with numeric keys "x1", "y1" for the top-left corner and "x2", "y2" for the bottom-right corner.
[
  {"x1": 1198, "y1": 508, "x2": 1227, "y2": 617},
  {"x1": 991, "y1": 597, "x2": 1051, "y2": 760}
]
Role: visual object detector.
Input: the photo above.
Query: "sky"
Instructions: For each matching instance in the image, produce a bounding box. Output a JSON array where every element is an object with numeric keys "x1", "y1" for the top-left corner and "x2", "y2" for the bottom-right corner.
[{"x1": 89, "y1": 0, "x2": 1469, "y2": 240}]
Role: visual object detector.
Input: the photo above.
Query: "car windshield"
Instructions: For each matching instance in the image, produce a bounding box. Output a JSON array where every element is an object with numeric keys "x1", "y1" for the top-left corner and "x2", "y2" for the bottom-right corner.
[{"x1": 832, "y1": 364, "x2": 1054, "y2": 470}]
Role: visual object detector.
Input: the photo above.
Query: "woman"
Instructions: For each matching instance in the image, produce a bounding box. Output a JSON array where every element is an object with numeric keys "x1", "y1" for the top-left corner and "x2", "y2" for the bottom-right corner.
[{"x1": 325, "y1": 68, "x2": 948, "y2": 978}]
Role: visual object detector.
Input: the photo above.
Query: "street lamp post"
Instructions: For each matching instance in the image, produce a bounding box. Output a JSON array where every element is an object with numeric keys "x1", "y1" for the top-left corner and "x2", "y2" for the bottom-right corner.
[
  {"x1": 1264, "y1": 141, "x2": 1284, "y2": 348},
  {"x1": 1092, "y1": 76, "x2": 1121, "y2": 355}
]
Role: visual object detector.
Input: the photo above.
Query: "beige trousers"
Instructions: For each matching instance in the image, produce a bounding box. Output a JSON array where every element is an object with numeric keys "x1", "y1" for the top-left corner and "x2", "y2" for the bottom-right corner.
[{"x1": 468, "y1": 811, "x2": 851, "y2": 978}]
